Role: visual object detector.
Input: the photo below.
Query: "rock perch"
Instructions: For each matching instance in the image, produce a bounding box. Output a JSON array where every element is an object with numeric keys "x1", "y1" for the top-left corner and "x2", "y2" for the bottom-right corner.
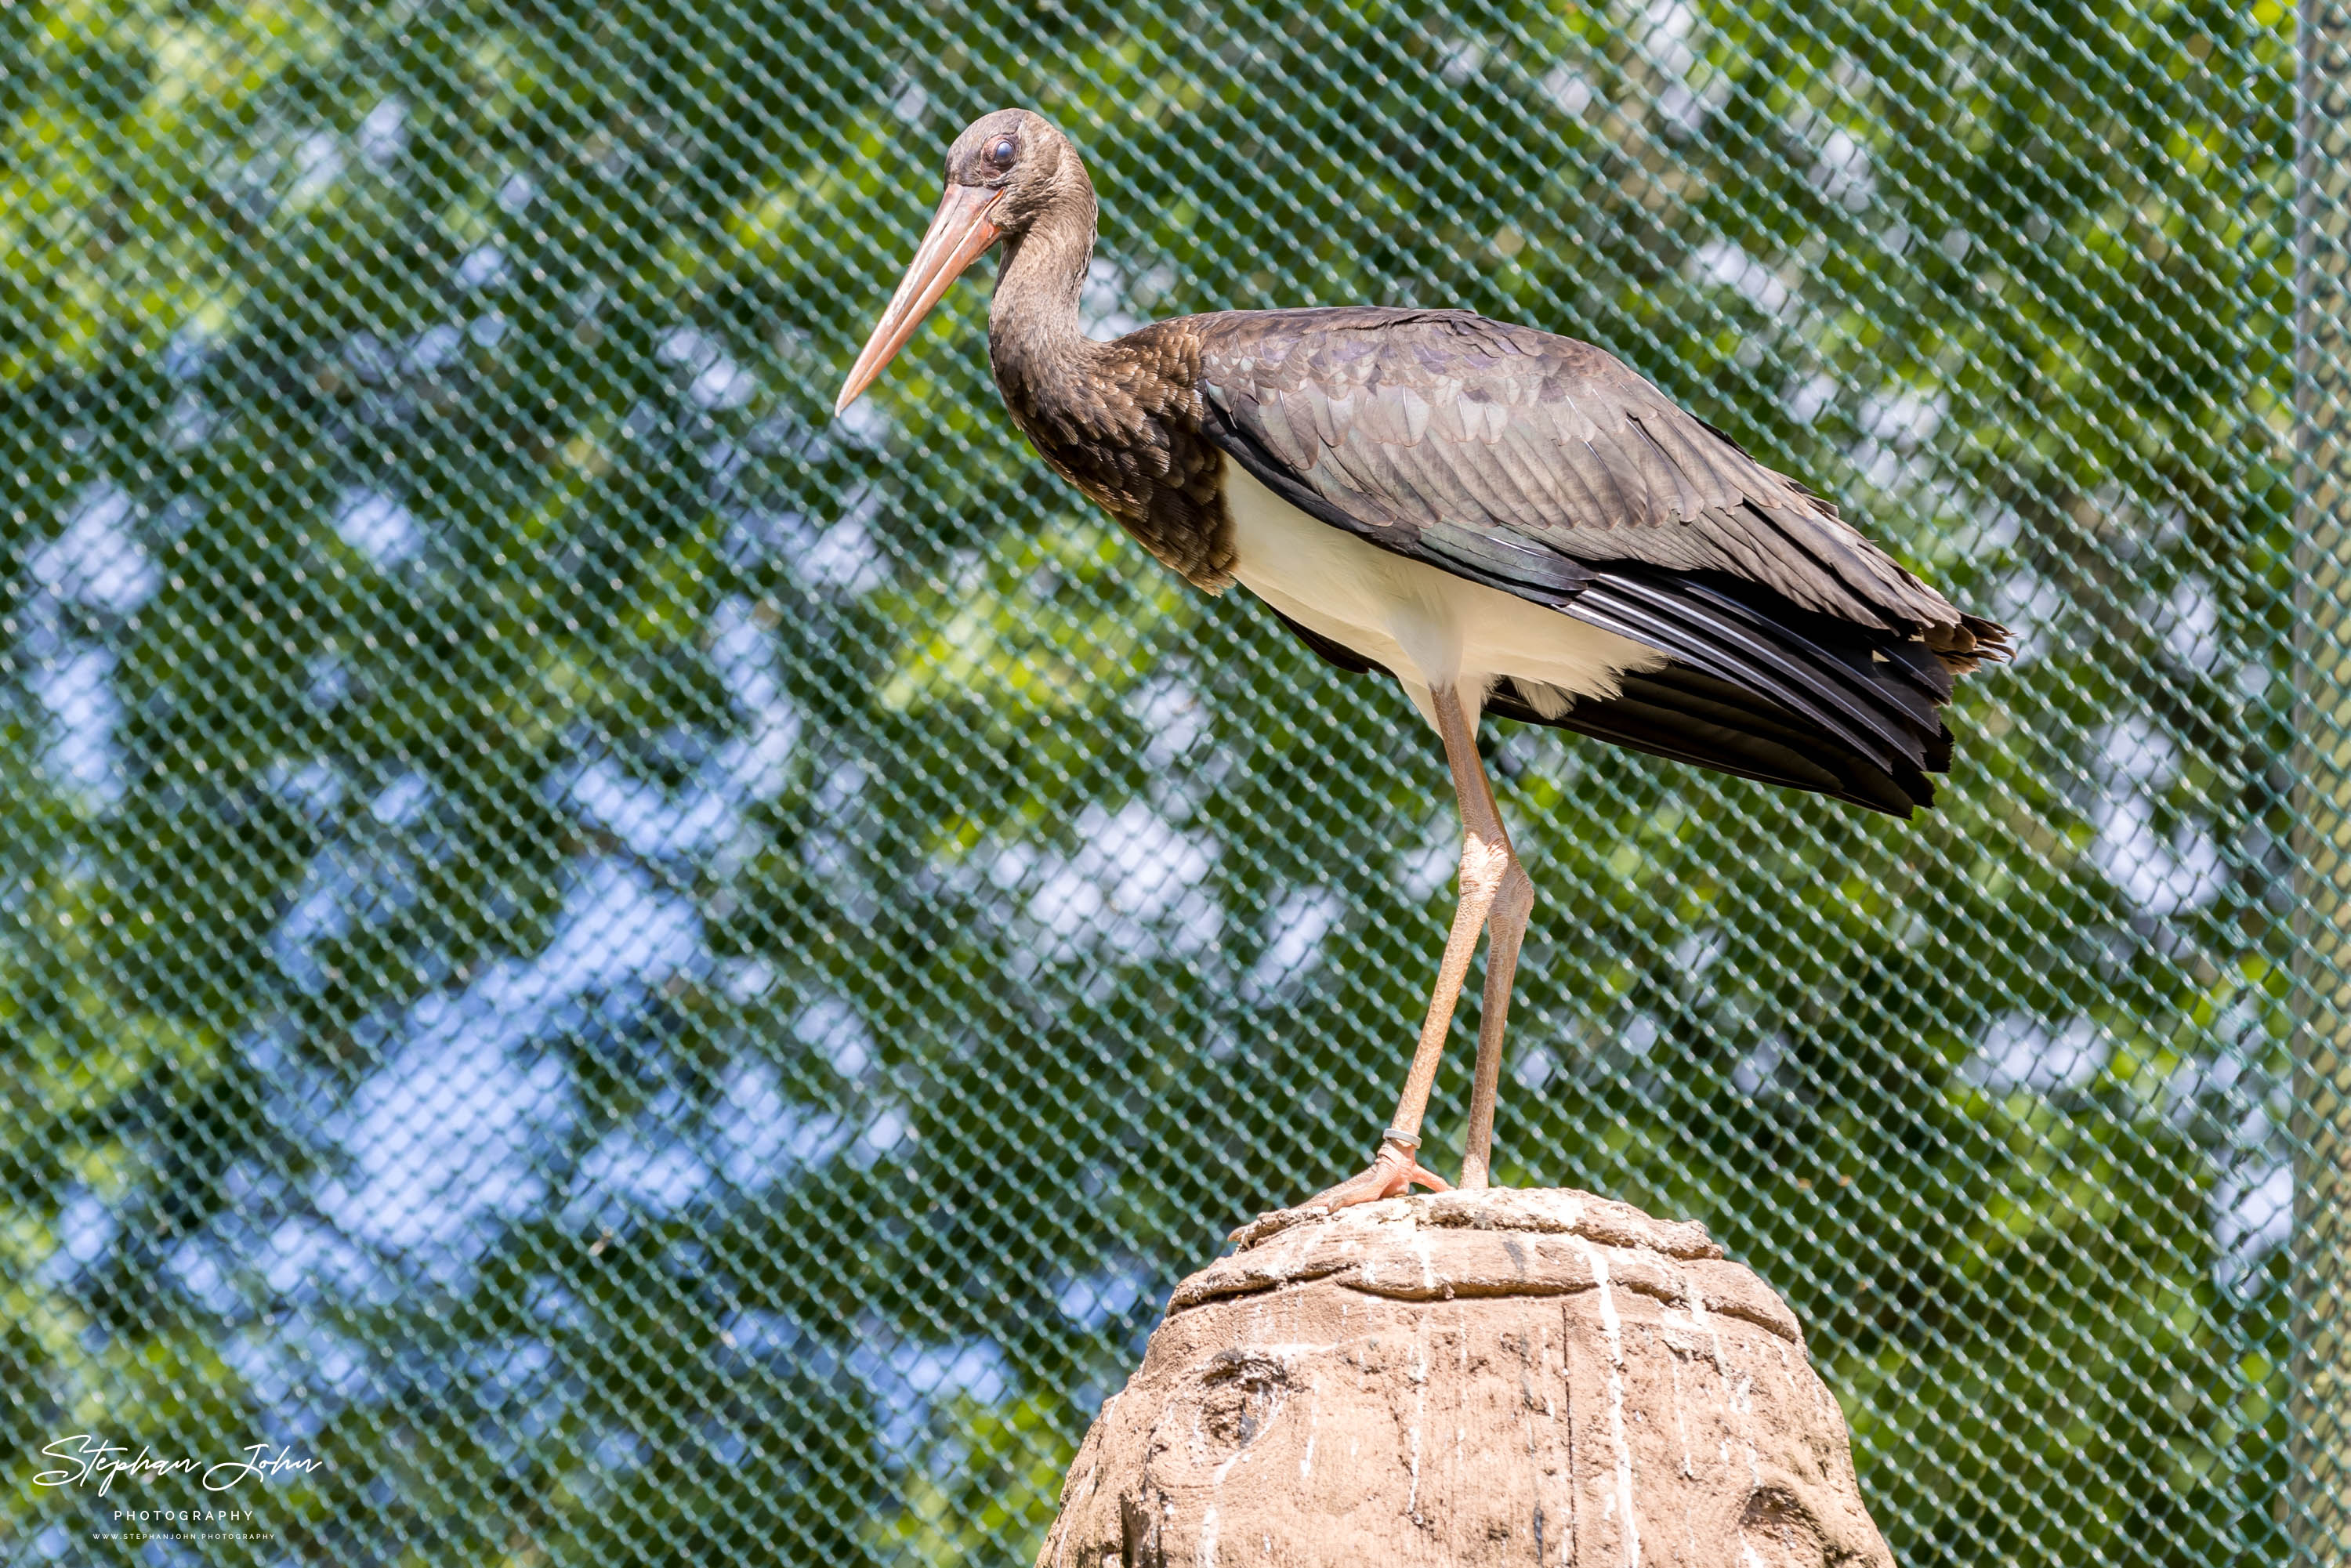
[{"x1": 1038, "y1": 1188, "x2": 1893, "y2": 1566}]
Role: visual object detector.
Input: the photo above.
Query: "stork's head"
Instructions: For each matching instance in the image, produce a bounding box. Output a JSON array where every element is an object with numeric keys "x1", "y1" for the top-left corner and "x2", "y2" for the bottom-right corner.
[{"x1": 834, "y1": 109, "x2": 1087, "y2": 415}]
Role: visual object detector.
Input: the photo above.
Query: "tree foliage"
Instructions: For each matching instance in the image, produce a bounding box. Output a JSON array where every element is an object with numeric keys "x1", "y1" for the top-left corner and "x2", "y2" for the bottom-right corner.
[{"x1": 0, "y1": 0, "x2": 2300, "y2": 1563}]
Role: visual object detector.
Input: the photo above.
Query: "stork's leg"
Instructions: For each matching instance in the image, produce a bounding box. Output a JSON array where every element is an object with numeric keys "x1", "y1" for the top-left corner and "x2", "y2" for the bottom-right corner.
[
  {"x1": 1286, "y1": 683, "x2": 1532, "y2": 1216},
  {"x1": 1459, "y1": 846, "x2": 1534, "y2": 1191}
]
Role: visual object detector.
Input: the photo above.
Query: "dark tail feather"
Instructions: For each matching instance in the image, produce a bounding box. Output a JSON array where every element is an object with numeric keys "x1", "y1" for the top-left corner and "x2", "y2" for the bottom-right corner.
[
  {"x1": 1560, "y1": 565, "x2": 1954, "y2": 781},
  {"x1": 1261, "y1": 564, "x2": 1954, "y2": 817},
  {"x1": 1484, "y1": 666, "x2": 1936, "y2": 817}
]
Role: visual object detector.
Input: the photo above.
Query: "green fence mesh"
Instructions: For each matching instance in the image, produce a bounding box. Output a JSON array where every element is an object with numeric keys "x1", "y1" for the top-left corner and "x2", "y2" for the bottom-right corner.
[{"x1": 5, "y1": 0, "x2": 2348, "y2": 1562}]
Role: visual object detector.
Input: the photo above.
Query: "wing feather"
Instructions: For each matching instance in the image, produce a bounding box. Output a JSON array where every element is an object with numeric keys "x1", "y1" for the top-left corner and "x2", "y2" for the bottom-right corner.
[
  {"x1": 1193, "y1": 307, "x2": 1998, "y2": 643},
  {"x1": 1183, "y1": 306, "x2": 2007, "y2": 811}
]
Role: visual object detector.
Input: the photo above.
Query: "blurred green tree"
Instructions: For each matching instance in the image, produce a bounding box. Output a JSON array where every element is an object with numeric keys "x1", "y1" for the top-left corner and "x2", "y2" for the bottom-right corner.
[{"x1": 0, "y1": 0, "x2": 2302, "y2": 1563}]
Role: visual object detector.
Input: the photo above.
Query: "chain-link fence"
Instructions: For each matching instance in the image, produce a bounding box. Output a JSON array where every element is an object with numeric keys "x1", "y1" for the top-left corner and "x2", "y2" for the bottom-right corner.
[{"x1": 5, "y1": 0, "x2": 2346, "y2": 1562}]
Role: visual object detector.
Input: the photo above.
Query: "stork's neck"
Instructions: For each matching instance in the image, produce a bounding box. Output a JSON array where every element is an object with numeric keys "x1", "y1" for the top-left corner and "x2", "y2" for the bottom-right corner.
[
  {"x1": 987, "y1": 178, "x2": 1102, "y2": 417},
  {"x1": 976, "y1": 163, "x2": 1226, "y2": 589}
]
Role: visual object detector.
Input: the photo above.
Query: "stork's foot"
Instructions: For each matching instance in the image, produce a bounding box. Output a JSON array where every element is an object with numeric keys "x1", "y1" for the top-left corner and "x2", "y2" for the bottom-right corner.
[
  {"x1": 1300, "y1": 1142, "x2": 1454, "y2": 1212},
  {"x1": 1229, "y1": 1136, "x2": 1451, "y2": 1246}
]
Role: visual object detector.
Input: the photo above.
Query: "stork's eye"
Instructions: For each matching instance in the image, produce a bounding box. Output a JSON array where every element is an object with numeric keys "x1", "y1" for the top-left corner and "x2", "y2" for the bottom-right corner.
[{"x1": 985, "y1": 137, "x2": 1017, "y2": 170}]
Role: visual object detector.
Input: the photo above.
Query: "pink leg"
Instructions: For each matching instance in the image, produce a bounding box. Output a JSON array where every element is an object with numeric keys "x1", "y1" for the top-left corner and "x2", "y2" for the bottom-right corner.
[{"x1": 1284, "y1": 683, "x2": 1533, "y2": 1216}]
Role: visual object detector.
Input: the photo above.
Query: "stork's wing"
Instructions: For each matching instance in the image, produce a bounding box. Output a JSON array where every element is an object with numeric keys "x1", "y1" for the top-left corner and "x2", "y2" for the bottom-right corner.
[
  {"x1": 1194, "y1": 307, "x2": 1987, "y2": 635},
  {"x1": 1188, "y1": 307, "x2": 2009, "y2": 814}
]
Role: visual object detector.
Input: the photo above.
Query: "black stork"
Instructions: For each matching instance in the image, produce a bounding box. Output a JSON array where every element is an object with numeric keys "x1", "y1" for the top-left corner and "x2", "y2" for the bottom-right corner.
[{"x1": 835, "y1": 109, "x2": 2008, "y2": 1219}]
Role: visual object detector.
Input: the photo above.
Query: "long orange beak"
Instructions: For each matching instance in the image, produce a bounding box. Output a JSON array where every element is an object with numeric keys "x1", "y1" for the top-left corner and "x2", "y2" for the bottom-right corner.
[{"x1": 835, "y1": 183, "x2": 1005, "y2": 415}]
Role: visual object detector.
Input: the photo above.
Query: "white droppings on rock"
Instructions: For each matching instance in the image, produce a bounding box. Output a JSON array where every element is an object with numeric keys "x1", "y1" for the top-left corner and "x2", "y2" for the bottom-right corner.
[
  {"x1": 1734, "y1": 1372, "x2": 1762, "y2": 1493},
  {"x1": 1406, "y1": 1331, "x2": 1429, "y2": 1524},
  {"x1": 1299, "y1": 1374, "x2": 1317, "y2": 1480},
  {"x1": 1678, "y1": 1258, "x2": 1733, "y2": 1380},
  {"x1": 1574, "y1": 1236, "x2": 1641, "y2": 1568},
  {"x1": 1774, "y1": 1339, "x2": 1802, "y2": 1401},
  {"x1": 1665, "y1": 1338, "x2": 1697, "y2": 1480}
]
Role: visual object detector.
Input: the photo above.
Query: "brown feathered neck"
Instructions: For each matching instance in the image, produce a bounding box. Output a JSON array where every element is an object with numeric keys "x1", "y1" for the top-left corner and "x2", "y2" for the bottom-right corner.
[
  {"x1": 977, "y1": 152, "x2": 1232, "y2": 588},
  {"x1": 985, "y1": 158, "x2": 1107, "y2": 421}
]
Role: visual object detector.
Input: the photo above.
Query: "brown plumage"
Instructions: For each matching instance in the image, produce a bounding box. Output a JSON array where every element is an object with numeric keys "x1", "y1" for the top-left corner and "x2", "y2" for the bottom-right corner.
[{"x1": 835, "y1": 107, "x2": 2009, "y2": 1215}]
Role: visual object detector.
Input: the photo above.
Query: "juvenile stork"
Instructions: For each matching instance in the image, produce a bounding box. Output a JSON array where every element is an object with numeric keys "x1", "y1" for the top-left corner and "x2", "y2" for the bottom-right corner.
[{"x1": 835, "y1": 110, "x2": 2007, "y2": 1217}]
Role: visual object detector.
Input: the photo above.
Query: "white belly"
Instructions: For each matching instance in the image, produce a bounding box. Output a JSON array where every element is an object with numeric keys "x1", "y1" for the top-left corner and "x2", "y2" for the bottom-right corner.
[{"x1": 1223, "y1": 458, "x2": 1663, "y2": 730}]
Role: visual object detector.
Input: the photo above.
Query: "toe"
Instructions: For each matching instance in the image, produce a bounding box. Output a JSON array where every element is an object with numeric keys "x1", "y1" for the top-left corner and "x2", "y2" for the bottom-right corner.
[
  {"x1": 1402, "y1": 1161, "x2": 1453, "y2": 1194},
  {"x1": 1232, "y1": 1145, "x2": 1455, "y2": 1245}
]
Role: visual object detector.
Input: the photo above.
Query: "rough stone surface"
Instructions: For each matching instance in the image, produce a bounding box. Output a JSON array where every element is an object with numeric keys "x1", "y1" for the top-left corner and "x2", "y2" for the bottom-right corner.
[{"x1": 1037, "y1": 1189, "x2": 1893, "y2": 1567}]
